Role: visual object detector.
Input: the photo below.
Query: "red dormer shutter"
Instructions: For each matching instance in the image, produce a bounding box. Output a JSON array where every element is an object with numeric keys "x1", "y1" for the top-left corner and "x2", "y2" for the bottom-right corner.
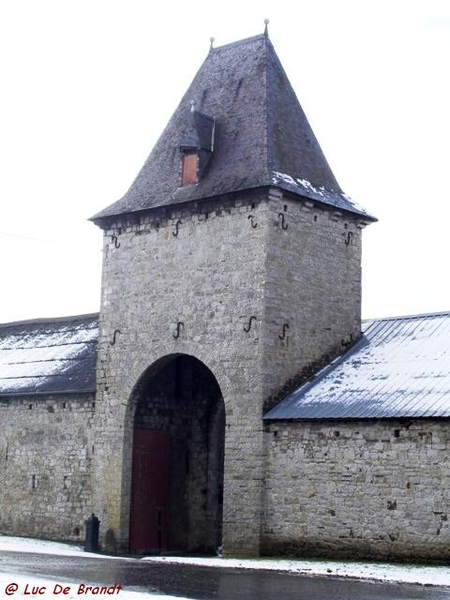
[{"x1": 181, "y1": 152, "x2": 198, "y2": 186}]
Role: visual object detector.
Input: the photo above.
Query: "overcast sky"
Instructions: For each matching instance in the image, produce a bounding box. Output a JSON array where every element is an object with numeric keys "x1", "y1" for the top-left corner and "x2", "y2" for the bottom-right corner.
[{"x1": 1, "y1": 0, "x2": 449, "y2": 323}]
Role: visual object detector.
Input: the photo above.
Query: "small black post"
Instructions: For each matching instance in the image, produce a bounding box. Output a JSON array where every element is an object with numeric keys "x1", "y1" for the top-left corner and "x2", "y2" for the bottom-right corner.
[{"x1": 84, "y1": 513, "x2": 100, "y2": 553}]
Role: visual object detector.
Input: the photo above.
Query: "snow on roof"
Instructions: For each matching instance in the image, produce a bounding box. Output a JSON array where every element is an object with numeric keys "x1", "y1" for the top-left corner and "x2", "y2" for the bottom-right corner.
[
  {"x1": 264, "y1": 312, "x2": 450, "y2": 420},
  {"x1": 0, "y1": 314, "x2": 98, "y2": 396},
  {"x1": 271, "y1": 171, "x2": 375, "y2": 221}
]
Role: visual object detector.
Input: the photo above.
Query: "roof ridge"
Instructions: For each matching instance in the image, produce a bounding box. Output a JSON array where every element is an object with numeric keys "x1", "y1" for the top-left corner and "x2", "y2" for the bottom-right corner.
[
  {"x1": 210, "y1": 33, "x2": 266, "y2": 53},
  {"x1": 0, "y1": 312, "x2": 99, "y2": 329},
  {"x1": 263, "y1": 35, "x2": 271, "y2": 180},
  {"x1": 362, "y1": 310, "x2": 450, "y2": 324},
  {"x1": 0, "y1": 389, "x2": 96, "y2": 398}
]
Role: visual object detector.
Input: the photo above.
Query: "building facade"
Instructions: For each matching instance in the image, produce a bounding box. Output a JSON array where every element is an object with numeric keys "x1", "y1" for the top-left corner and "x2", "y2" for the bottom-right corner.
[{"x1": 1, "y1": 32, "x2": 449, "y2": 560}]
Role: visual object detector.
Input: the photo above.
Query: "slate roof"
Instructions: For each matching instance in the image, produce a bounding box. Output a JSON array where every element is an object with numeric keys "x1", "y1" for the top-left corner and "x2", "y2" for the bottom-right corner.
[
  {"x1": 264, "y1": 312, "x2": 450, "y2": 420},
  {"x1": 0, "y1": 314, "x2": 98, "y2": 396},
  {"x1": 92, "y1": 34, "x2": 375, "y2": 225}
]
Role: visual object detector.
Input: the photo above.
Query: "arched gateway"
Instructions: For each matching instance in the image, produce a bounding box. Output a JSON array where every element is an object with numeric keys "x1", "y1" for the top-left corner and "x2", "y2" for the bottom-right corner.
[{"x1": 128, "y1": 354, "x2": 225, "y2": 554}]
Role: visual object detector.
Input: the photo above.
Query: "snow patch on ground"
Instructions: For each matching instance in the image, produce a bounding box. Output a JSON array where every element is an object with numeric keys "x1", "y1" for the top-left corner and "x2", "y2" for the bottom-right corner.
[
  {"x1": 1, "y1": 535, "x2": 450, "y2": 588},
  {"x1": 0, "y1": 535, "x2": 86, "y2": 556},
  {"x1": 0, "y1": 534, "x2": 135, "y2": 560},
  {"x1": 0, "y1": 535, "x2": 130, "y2": 560},
  {"x1": 142, "y1": 556, "x2": 450, "y2": 588}
]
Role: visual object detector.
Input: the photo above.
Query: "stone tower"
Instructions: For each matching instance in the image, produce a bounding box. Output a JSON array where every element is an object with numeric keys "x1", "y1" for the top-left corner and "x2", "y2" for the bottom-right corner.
[{"x1": 91, "y1": 33, "x2": 375, "y2": 555}]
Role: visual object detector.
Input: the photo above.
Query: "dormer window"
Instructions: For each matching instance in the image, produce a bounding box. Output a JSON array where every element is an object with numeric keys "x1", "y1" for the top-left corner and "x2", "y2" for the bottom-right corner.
[{"x1": 180, "y1": 108, "x2": 215, "y2": 187}]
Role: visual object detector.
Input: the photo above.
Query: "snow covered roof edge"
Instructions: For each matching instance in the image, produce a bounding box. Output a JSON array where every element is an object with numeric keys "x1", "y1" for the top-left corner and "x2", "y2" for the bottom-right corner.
[
  {"x1": 0, "y1": 313, "x2": 99, "y2": 397},
  {"x1": 264, "y1": 311, "x2": 450, "y2": 420}
]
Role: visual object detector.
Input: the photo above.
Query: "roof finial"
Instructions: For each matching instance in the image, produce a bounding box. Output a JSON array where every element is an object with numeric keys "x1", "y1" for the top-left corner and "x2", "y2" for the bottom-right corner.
[
  {"x1": 264, "y1": 18, "x2": 270, "y2": 37},
  {"x1": 209, "y1": 36, "x2": 215, "y2": 51}
]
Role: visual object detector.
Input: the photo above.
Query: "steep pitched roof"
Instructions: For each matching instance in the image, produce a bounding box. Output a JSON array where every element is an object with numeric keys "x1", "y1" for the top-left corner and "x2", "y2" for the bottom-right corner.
[
  {"x1": 0, "y1": 314, "x2": 98, "y2": 396},
  {"x1": 264, "y1": 312, "x2": 450, "y2": 420},
  {"x1": 92, "y1": 34, "x2": 374, "y2": 224}
]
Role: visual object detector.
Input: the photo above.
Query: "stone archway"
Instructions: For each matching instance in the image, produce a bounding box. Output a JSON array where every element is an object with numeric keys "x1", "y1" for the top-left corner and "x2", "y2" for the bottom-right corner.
[{"x1": 128, "y1": 354, "x2": 225, "y2": 554}]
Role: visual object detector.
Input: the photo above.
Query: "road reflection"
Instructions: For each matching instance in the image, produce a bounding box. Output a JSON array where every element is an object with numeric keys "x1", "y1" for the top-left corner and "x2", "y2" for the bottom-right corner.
[{"x1": 1, "y1": 551, "x2": 450, "y2": 600}]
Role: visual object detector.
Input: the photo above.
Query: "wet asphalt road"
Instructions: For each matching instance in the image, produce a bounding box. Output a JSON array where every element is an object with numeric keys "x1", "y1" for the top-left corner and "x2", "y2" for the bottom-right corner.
[{"x1": 1, "y1": 551, "x2": 450, "y2": 600}]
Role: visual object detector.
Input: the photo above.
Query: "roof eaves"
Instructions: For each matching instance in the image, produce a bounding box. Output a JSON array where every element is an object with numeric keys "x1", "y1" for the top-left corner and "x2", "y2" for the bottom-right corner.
[{"x1": 91, "y1": 184, "x2": 274, "y2": 227}]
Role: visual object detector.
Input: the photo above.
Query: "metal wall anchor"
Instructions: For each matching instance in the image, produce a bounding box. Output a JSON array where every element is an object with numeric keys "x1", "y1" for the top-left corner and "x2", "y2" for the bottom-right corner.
[
  {"x1": 341, "y1": 333, "x2": 354, "y2": 347},
  {"x1": 344, "y1": 231, "x2": 353, "y2": 246},
  {"x1": 247, "y1": 215, "x2": 257, "y2": 228},
  {"x1": 279, "y1": 323, "x2": 290, "y2": 340},
  {"x1": 112, "y1": 235, "x2": 120, "y2": 248},
  {"x1": 278, "y1": 213, "x2": 288, "y2": 230},
  {"x1": 109, "y1": 329, "x2": 121, "y2": 346},
  {"x1": 173, "y1": 220, "x2": 182, "y2": 237},
  {"x1": 244, "y1": 316, "x2": 257, "y2": 332},
  {"x1": 173, "y1": 321, "x2": 184, "y2": 339}
]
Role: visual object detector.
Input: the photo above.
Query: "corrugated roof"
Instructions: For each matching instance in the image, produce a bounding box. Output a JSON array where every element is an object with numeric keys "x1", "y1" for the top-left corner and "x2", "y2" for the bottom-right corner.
[
  {"x1": 264, "y1": 312, "x2": 450, "y2": 420},
  {"x1": 92, "y1": 34, "x2": 375, "y2": 225},
  {"x1": 0, "y1": 314, "x2": 98, "y2": 396}
]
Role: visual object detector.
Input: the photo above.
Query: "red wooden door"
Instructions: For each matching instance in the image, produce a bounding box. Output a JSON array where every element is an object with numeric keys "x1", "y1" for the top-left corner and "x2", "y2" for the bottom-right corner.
[{"x1": 129, "y1": 430, "x2": 171, "y2": 553}]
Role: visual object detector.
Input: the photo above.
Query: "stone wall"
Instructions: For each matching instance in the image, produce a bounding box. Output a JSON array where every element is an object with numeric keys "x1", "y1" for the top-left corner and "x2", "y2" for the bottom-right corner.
[
  {"x1": 263, "y1": 419, "x2": 450, "y2": 560},
  {"x1": 0, "y1": 394, "x2": 94, "y2": 542},
  {"x1": 262, "y1": 189, "x2": 363, "y2": 408},
  {"x1": 93, "y1": 190, "x2": 269, "y2": 554},
  {"x1": 93, "y1": 186, "x2": 364, "y2": 555}
]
